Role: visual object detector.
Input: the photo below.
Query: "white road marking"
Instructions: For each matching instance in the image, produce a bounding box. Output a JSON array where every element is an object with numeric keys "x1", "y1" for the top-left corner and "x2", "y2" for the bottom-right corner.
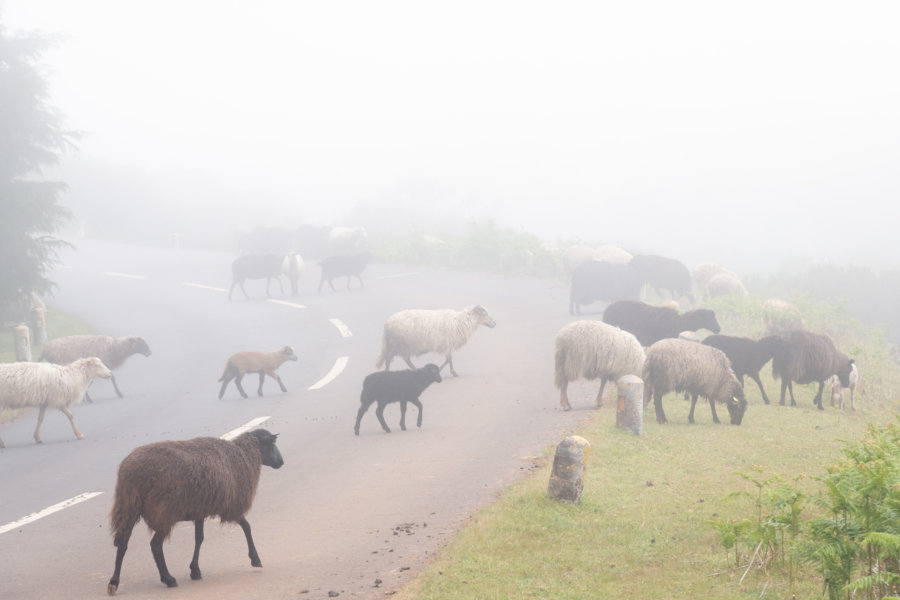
[
  {"x1": 267, "y1": 299, "x2": 307, "y2": 309},
  {"x1": 308, "y1": 356, "x2": 349, "y2": 390},
  {"x1": 184, "y1": 282, "x2": 227, "y2": 292},
  {"x1": 103, "y1": 272, "x2": 147, "y2": 280},
  {"x1": 328, "y1": 318, "x2": 353, "y2": 338},
  {"x1": 0, "y1": 492, "x2": 102, "y2": 536},
  {"x1": 220, "y1": 416, "x2": 272, "y2": 441}
]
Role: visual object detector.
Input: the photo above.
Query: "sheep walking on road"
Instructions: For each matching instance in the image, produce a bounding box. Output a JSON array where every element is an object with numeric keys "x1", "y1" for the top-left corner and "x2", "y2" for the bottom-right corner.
[
  {"x1": 602, "y1": 300, "x2": 721, "y2": 347},
  {"x1": 628, "y1": 254, "x2": 694, "y2": 302},
  {"x1": 642, "y1": 339, "x2": 747, "y2": 425},
  {"x1": 218, "y1": 346, "x2": 298, "y2": 399},
  {"x1": 376, "y1": 305, "x2": 496, "y2": 376},
  {"x1": 554, "y1": 320, "x2": 644, "y2": 411},
  {"x1": 317, "y1": 252, "x2": 371, "y2": 293},
  {"x1": 106, "y1": 429, "x2": 284, "y2": 594},
  {"x1": 701, "y1": 334, "x2": 784, "y2": 404},
  {"x1": 0, "y1": 357, "x2": 112, "y2": 447},
  {"x1": 772, "y1": 330, "x2": 854, "y2": 410},
  {"x1": 354, "y1": 364, "x2": 442, "y2": 435},
  {"x1": 40, "y1": 334, "x2": 152, "y2": 402},
  {"x1": 229, "y1": 254, "x2": 284, "y2": 300}
]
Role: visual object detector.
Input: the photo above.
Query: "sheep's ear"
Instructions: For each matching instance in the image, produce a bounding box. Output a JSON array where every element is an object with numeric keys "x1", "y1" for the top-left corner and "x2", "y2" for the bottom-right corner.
[{"x1": 849, "y1": 358, "x2": 855, "y2": 365}]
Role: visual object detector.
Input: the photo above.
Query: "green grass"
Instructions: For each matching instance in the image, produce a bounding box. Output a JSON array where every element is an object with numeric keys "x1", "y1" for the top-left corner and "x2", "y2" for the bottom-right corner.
[
  {"x1": 395, "y1": 295, "x2": 900, "y2": 600},
  {"x1": 0, "y1": 309, "x2": 94, "y2": 423}
]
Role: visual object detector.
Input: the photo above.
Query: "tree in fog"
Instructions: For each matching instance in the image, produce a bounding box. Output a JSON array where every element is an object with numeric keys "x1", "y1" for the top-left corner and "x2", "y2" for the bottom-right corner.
[{"x1": 0, "y1": 19, "x2": 76, "y2": 319}]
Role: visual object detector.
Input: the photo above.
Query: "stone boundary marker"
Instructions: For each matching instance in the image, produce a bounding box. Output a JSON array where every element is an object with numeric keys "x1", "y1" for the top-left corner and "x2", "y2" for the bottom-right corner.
[
  {"x1": 547, "y1": 435, "x2": 591, "y2": 504},
  {"x1": 616, "y1": 375, "x2": 643, "y2": 435}
]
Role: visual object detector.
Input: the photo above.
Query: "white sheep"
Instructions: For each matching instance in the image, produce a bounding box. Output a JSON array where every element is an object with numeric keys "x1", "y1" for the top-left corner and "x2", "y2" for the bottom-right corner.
[
  {"x1": 554, "y1": 320, "x2": 645, "y2": 411},
  {"x1": 761, "y1": 298, "x2": 806, "y2": 336},
  {"x1": 328, "y1": 226, "x2": 367, "y2": 255},
  {"x1": 706, "y1": 272, "x2": 749, "y2": 298},
  {"x1": 39, "y1": 335, "x2": 152, "y2": 402},
  {"x1": 829, "y1": 362, "x2": 859, "y2": 410},
  {"x1": 375, "y1": 305, "x2": 497, "y2": 377},
  {"x1": 642, "y1": 338, "x2": 748, "y2": 425},
  {"x1": 218, "y1": 346, "x2": 298, "y2": 399},
  {"x1": 0, "y1": 357, "x2": 112, "y2": 447},
  {"x1": 281, "y1": 252, "x2": 305, "y2": 296}
]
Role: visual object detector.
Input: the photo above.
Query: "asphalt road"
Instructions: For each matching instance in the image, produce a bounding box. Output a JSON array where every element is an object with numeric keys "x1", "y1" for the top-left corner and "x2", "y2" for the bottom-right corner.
[{"x1": 0, "y1": 239, "x2": 597, "y2": 599}]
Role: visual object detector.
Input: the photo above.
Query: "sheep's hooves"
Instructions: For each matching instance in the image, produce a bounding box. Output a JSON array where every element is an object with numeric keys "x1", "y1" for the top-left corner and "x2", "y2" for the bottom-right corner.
[
  {"x1": 190, "y1": 572, "x2": 201, "y2": 581},
  {"x1": 163, "y1": 577, "x2": 177, "y2": 588},
  {"x1": 251, "y1": 558, "x2": 262, "y2": 568},
  {"x1": 107, "y1": 583, "x2": 118, "y2": 596}
]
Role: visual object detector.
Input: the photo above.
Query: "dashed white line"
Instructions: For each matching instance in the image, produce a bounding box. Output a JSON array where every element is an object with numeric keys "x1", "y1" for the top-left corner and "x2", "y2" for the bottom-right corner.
[
  {"x1": 220, "y1": 416, "x2": 272, "y2": 441},
  {"x1": 328, "y1": 318, "x2": 353, "y2": 338},
  {"x1": 184, "y1": 282, "x2": 227, "y2": 292},
  {"x1": 0, "y1": 492, "x2": 103, "y2": 536},
  {"x1": 103, "y1": 272, "x2": 147, "y2": 280},
  {"x1": 267, "y1": 298, "x2": 307, "y2": 309},
  {"x1": 308, "y1": 356, "x2": 349, "y2": 390}
]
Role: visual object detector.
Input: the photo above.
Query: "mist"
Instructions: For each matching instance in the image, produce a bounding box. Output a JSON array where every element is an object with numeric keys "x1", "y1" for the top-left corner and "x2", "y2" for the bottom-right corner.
[{"x1": 4, "y1": 0, "x2": 900, "y2": 273}]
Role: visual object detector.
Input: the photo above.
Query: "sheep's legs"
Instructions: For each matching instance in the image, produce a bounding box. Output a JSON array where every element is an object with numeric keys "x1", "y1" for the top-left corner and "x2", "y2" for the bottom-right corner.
[
  {"x1": 595, "y1": 377, "x2": 608, "y2": 407},
  {"x1": 813, "y1": 381, "x2": 825, "y2": 410},
  {"x1": 748, "y1": 373, "x2": 770, "y2": 404},
  {"x1": 263, "y1": 371, "x2": 288, "y2": 394},
  {"x1": 355, "y1": 396, "x2": 376, "y2": 435},
  {"x1": 653, "y1": 391, "x2": 667, "y2": 424},
  {"x1": 150, "y1": 531, "x2": 177, "y2": 587},
  {"x1": 257, "y1": 372, "x2": 266, "y2": 396},
  {"x1": 398, "y1": 400, "x2": 408, "y2": 431},
  {"x1": 107, "y1": 527, "x2": 133, "y2": 595},
  {"x1": 708, "y1": 398, "x2": 721, "y2": 424},
  {"x1": 33, "y1": 405, "x2": 83, "y2": 444},
  {"x1": 439, "y1": 354, "x2": 459, "y2": 377},
  {"x1": 234, "y1": 375, "x2": 249, "y2": 399},
  {"x1": 402, "y1": 357, "x2": 417, "y2": 370},
  {"x1": 688, "y1": 394, "x2": 698, "y2": 423},
  {"x1": 239, "y1": 518, "x2": 263, "y2": 568},
  {"x1": 189, "y1": 519, "x2": 204, "y2": 580},
  {"x1": 111, "y1": 373, "x2": 124, "y2": 398},
  {"x1": 411, "y1": 398, "x2": 423, "y2": 428},
  {"x1": 375, "y1": 402, "x2": 391, "y2": 433},
  {"x1": 780, "y1": 379, "x2": 796, "y2": 406},
  {"x1": 559, "y1": 381, "x2": 571, "y2": 411}
]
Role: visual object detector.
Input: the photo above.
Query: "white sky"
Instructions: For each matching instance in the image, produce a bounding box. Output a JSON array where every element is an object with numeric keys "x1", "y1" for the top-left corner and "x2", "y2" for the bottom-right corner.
[{"x1": 3, "y1": 1, "x2": 899, "y2": 269}]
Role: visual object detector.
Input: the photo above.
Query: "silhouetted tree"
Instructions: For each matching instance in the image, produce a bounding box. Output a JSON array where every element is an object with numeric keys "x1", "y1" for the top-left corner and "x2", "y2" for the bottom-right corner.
[{"x1": 0, "y1": 19, "x2": 77, "y2": 320}]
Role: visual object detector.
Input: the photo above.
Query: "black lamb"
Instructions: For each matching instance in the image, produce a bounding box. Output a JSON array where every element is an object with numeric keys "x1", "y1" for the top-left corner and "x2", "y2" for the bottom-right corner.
[
  {"x1": 628, "y1": 254, "x2": 694, "y2": 302},
  {"x1": 771, "y1": 329, "x2": 854, "y2": 410},
  {"x1": 602, "y1": 300, "x2": 721, "y2": 346},
  {"x1": 568, "y1": 260, "x2": 644, "y2": 315},
  {"x1": 354, "y1": 363, "x2": 442, "y2": 435},
  {"x1": 318, "y1": 251, "x2": 371, "y2": 293},
  {"x1": 701, "y1": 334, "x2": 785, "y2": 404}
]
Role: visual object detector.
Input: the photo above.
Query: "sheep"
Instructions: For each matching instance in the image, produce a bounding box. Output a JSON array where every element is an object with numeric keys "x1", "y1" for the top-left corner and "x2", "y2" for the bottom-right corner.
[
  {"x1": 228, "y1": 254, "x2": 284, "y2": 300},
  {"x1": 0, "y1": 357, "x2": 112, "y2": 447},
  {"x1": 564, "y1": 244, "x2": 634, "y2": 278},
  {"x1": 106, "y1": 428, "x2": 284, "y2": 594},
  {"x1": 642, "y1": 338, "x2": 747, "y2": 425},
  {"x1": 569, "y1": 260, "x2": 644, "y2": 315},
  {"x1": 281, "y1": 251, "x2": 305, "y2": 296},
  {"x1": 692, "y1": 263, "x2": 739, "y2": 297},
  {"x1": 771, "y1": 329, "x2": 854, "y2": 410},
  {"x1": 317, "y1": 251, "x2": 371, "y2": 293},
  {"x1": 218, "y1": 346, "x2": 298, "y2": 400},
  {"x1": 328, "y1": 226, "x2": 367, "y2": 255},
  {"x1": 602, "y1": 300, "x2": 721, "y2": 347},
  {"x1": 629, "y1": 254, "x2": 694, "y2": 302},
  {"x1": 706, "y1": 272, "x2": 749, "y2": 298},
  {"x1": 354, "y1": 364, "x2": 442, "y2": 435},
  {"x1": 554, "y1": 320, "x2": 645, "y2": 411},
  {"x1": 39, "y1": 334, "x2": 152, "y2": 403},
  {"x1": 376, "y1": 305, "x2": 496, "y2": 377},
  {"x1": 594, "y1": 244, "x2": 634, "y2": 264},
  {"x1": 762, "y1": 298, "x2": 805, "y2": 336},
  {"x1": 701, "y1": 334, "x2": 785, "y2": 404},
  {"x1": 829, "y1": 362, "x2": 859, "y2": 410}
]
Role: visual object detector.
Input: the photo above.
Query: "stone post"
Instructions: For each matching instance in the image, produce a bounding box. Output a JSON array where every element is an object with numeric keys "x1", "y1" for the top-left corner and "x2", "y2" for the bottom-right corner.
[
  {"x1": 14, "y1": 325, "x2": 32, "y2": 362},
  {"x1": 31, "y1": 307, "x2": 47, "y2": 344},
  {"x1": 547, "y1": 435, "x2": 591, "y2": 504},
  {"x1": 616, "y1": 375, "x2": 643, "y2": 435}
]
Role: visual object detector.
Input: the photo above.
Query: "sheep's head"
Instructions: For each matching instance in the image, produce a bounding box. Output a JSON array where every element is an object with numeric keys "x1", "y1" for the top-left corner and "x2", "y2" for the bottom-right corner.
[
  {"x1": 128, "y1": 336, "x2": 152, "y2": 357},
  {"x1": 421, "y1": 363, "x2": 442, "y2": 384},
  {"x1": 469, "y1": 305, "x2": 496, "y2": 329},
  {"x1": 836, "y1": 358, "x2": 854, "y2": 388},
  {"x1": 252, "y1": 429, "x2": 284, "y2": 469},
  {"x1": 281, "y1": 346, "x2": 299, "y2": 362},
  {"x1": 690, "y1": 309, "x2": 721, "y2": 334},
  {"x1": 81, "y1": 357, "x2": 113, "y2": 379},
  {"x1": 724, "y1": 388, "x2": 747, "y2": 425}
]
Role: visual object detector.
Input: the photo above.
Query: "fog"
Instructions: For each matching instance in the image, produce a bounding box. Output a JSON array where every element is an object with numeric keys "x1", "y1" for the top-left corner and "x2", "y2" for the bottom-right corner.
[{"x1": 4, "y1": 1, "x2": 900, "y2": 272}]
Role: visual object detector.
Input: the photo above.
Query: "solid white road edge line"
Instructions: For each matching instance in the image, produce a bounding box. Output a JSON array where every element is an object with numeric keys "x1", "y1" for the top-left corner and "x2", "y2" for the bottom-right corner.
[
  {"x1": 103, "y1": 272, "x2": 147, "y2": 280},
  {"x1": 267, "y1": 298, "x2": 307, "y2": 309},
  {"x1": 184, "y1": 282, "x2": 228, "y2": 292},
  {"x1": 220, "y1": 416, "x2": 272, "y2": 441},
  {"x1": 0, "y1": 492, "x2": 103, "y2": 536},
  {"x1": 328, "y1": 318, "x2": 353, "y2": 338},
  {"x1": 308, "y1": 356, "x2": 349, "y2": 390}
]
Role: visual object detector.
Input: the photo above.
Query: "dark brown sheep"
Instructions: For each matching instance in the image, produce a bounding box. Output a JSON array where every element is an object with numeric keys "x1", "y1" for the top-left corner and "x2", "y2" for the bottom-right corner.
[
  {"x1": 771, "y1": 330, "x2": 854, "y2": 410},
  {"x1": 702, "y1": 334, "x2": 785, "y2": 404},
  {"x1": 229, "y1": 254, "x2": 285, "y2": 300},
  {"x1": 107, "y1": 429, "x2": 284, "y2": 595},
  {"x1": 602, "y1": 300, "x2": 721, "y2": 346}
]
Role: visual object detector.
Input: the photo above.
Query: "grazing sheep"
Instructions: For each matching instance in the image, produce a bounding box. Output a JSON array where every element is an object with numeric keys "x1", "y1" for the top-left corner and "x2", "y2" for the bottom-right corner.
[
  {"x1": 40, "y1": 335, "x2": 152, "y2": 403},
  {"x1": 762, "y1": 298, "x2": 805, "y2": 336},
  {"x1": 328, "y1": 226, "x2": 367, "y2": 255},
  {"x1": 701, "y1": 334, "x2": 785, "y2": 404},
  {"x1": 602, "y1": 300, "x2": 721, "y2": 347},
  {"x1": 554, "y1": 320, "x2": 645, "y2": 411},
  {"x1": 0, "y1": 357, "x2": 112, "y2": 447},
  {"x1": 829, "y1": 362, "x2": 859, "y2": 410},
  {"x1": 706, "y1": 272, "x2": 749, "y2": 298},
  {"x1": 106, "y1": 429, "x2": 284, "y2": 594},
  {"x1": 281, "y1": 252, "x2": 305, "y2": 296},
  {"x1": 569, "y1": 260, "x2": 644, "y2": 315},
  {"x1": 317, "y1": 251, "x2": 371, "y2": 293},
  {"x1": 354, "y1": 364, "x2": 442, "y2": 435},
  {"x1": 218, "y1": 346, "x2": 298, "y2": 399},
  {"x1": 642, "y1": 338, "x2": 747, "y2": 425},
  {"x1": 229, "y1": 254, "x2": 284, "y2": 300},
  {"x1": 692, "y1": 263, "x2": 739, "y2": 297},
  {"x1": 376, "y1": 305, "x2": 496, "y2": 376},
  {"x1": 771, "y1": 329, "x2": 854, "y2": 410},
  {"x1": 629, "y1": 254, "x2": 694, "y2": 302}
]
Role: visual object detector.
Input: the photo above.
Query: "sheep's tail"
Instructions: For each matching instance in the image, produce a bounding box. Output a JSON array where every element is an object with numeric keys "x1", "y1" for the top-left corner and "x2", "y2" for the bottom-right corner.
[
  {"x1": 218, "y1": 361, "x2": 233, "y2": 382},
  {"x1": 109, "y1": 478, "x2": 142, "y2": 547},
  {"x1": 553, "y1": 345, "x2": 567, "y2": 390}
]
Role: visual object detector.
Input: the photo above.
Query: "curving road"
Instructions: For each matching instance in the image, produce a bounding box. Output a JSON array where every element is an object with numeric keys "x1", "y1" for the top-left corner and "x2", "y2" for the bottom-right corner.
[{"x1": 0, "y1": 239, "x2": 596, "y2": 599}]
